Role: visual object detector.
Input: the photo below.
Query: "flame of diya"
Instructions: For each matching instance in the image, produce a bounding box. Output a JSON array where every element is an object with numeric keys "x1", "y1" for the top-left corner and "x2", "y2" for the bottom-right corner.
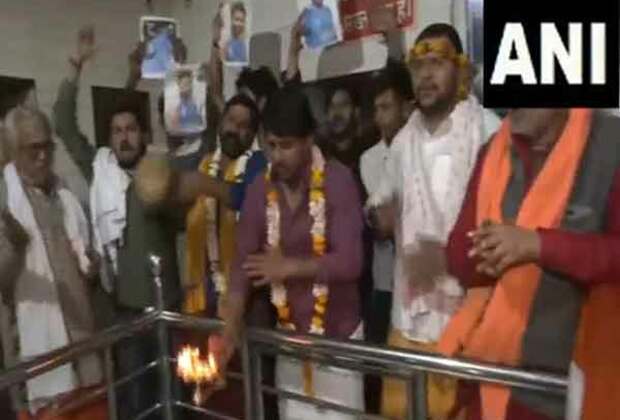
[{"x1": 176, "y1": 345, "x2": 222, "y2": 405}]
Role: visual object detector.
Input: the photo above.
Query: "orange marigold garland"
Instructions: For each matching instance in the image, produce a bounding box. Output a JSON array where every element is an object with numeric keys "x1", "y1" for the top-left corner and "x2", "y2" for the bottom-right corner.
[{"x1": 265, "y1": 145, "x2": 328, "y2": 335}]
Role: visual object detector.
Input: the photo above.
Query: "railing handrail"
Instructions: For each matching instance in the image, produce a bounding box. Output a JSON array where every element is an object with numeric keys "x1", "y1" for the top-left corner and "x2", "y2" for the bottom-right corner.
[
  {"x1": 246, "y1": 328, "x2": 567, "y2": 395},
  {"x1": 0, "y1": 310, "x2": 568, "y2": 397},
  {"x1": 0, "y1": 310, "x2": 159, "y2": 391},
  {"x1": 162, "y1": 311, "x2": 567, "y2": 395}
]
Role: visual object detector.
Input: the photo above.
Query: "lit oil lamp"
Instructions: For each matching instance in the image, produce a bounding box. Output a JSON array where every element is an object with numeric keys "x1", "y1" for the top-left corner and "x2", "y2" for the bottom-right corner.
[{"x1": 176, "y1": 345, "x2": 224, "y2": 405}]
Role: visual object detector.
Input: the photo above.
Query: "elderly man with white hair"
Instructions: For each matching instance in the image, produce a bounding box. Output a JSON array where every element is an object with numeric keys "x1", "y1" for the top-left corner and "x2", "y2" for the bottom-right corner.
[{"x1": 0, "y1": 107, "x2": 106, "y2": 420}]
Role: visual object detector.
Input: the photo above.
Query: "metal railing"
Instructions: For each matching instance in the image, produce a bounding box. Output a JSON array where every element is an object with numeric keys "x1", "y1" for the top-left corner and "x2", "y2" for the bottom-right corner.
[{"x1": 0, "y1": 256, "x2": 568, "y2": 419}]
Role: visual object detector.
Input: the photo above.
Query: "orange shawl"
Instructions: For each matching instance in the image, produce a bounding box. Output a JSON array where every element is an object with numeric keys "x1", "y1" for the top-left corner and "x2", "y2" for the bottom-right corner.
[{"x1": 438, "y1": 109, "x2": 592, "y2": 419}]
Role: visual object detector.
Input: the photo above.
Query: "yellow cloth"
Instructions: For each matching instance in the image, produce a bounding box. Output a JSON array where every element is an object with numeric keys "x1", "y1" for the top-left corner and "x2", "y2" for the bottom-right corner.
[
  {"x1": 382, "y1": 329, "x2": 457, "y2": 420},
  {"x1": 182, "y1": 155, "x2": 238, "y2": 314}
]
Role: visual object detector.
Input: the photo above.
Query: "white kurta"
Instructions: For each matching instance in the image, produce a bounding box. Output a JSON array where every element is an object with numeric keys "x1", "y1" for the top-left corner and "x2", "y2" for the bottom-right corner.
[{"x1": 275, "y1": 324, "x2": 364, "y2": 420}]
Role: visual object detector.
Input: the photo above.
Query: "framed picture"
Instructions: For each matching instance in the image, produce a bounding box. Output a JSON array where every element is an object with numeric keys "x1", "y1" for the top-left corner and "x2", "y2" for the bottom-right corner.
[
  {"x1": 297, "y1": 0, "x2": 343, "y2": 50},
  {"x1": 219, "y1": 0, "x2": 252, "y2": 67},
  {"x1": 139, "y1": 16, "x2": 180, "y2": 79},
  {"x1": 91, "y1": 87, "x2": 151, "y2": 147},
  {"x1": 0, "y1": 75, "x2": 37, "y2": 119},
  {"x1": 164, "y1": 65, "x2": 207, "y2": 136}
]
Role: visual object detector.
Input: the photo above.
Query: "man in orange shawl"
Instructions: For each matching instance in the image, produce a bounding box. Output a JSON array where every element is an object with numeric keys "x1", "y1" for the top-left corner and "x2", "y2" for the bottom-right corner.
[{"x1": 441, "y1": 108, "x2": 620, "y2": 420}]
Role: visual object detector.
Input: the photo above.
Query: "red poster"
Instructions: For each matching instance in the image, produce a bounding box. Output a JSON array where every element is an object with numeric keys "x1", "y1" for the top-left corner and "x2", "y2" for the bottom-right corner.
[{"x1": 339, "y1": 0, "x2": 415, "y2": 41}]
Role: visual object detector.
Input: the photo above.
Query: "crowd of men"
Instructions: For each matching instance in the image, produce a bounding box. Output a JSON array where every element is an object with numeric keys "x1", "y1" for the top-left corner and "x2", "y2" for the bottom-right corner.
[{"x1": 0, "y1": 13, "x2": 619, "y2": 420}]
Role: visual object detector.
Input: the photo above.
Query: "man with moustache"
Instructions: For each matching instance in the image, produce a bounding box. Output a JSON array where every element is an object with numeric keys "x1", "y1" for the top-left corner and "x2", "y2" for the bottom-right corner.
[
  {"x1": 367, "y1": 23, "x2": 500, "y2": 419},
  {"x1": 135, "y1": 94, "x2": 269, "y2": 419},
  {"x1": 165, "y1": 94, "x2": 265, "y2": 317},
  {"x1": 0, "y1": 107, "x2": 106, "y2": 420},
  {"x1": 210, "y1": 86, "x2": 365, "y2": 420},
  {"x1": 53, "y1": 34, "x2": 182, "y2": 420}
]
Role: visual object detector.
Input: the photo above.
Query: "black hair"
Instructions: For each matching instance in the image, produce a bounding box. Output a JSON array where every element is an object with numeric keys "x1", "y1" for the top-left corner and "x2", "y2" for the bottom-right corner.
[
  {"x1": 235, "y1": 66, "x2": 280, "y2": 103},
  {"x1": 108, "y1": 97, "x2": 149, "y2": 135},
  {"x1": 263, "y1": 87, "x2": 315, "y2": 138},
  {"x1": 176, "y1": 69, "x2": 193, "y2": 81},
  {"x1": 373, "y1": 58, "x2": 415, "y2": 102},
  {"x1": 231, "y1": 1, "x2": 247, "y2": 15},
  {"x1": 415, "y1": 23, "x2": 464, "y2": 54},
  {"x1": 223, "y1": 93, "x2": 260, "y2": 135},
  {"x1": 325, "y1": 85, "x2": 360, "y2": 110}
]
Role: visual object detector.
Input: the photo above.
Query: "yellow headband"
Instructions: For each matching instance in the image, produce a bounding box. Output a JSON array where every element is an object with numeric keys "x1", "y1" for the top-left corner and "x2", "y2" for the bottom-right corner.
[{"x1": 408, "y1": 39, "x2": 469, "y2": 68}]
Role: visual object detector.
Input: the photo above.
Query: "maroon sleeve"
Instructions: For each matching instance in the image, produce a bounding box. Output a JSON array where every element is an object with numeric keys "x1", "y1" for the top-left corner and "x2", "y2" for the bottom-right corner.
[
  {"x1": 229, "y1": 177, "x2": 267, "y2": 300},
  {"x1": 316, "y1": 163, "x2": 364, "y2": 284},
  {"x1": 446, "y1": 147, "x2": 494, "y2": 288},
  {"x1": 538, "y1": 168, "x2": 620, "y2": 285}
]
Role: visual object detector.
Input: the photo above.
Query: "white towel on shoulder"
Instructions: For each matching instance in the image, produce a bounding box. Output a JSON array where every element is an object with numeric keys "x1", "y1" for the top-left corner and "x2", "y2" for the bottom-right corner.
[
  {"x1": 4, "y1": 163, "x2": 90, "y2": 407},
  {"x1": 89, "y1": 147, "x2": 131, "y2": 291}
]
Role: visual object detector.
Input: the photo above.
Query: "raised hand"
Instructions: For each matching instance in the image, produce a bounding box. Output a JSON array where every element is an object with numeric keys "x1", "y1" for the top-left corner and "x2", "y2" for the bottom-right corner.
[
  {"x1": 127, "y1": 42, "x2": 146, "y2": 86},
  {"x1": 71, "y1": 25, "x2": 97, "y2": 68},
  {"x1": 172, "y1": 37, "x2": 188, "y2": 63}
]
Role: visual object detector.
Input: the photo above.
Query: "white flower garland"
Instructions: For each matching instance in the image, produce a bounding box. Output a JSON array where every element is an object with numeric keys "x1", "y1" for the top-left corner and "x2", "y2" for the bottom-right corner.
[
  {"x1": 204, "y1": 140, "x2": 257, "y2": 294},
  {"x1": 266, "y1": 146, "x2": 329, "y2": 335}
]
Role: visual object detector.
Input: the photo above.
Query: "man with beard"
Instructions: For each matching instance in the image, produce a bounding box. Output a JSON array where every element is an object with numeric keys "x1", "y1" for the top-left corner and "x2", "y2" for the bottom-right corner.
[
  {"x1": 138, "y1": 93, "x2": 265, "y2": 316},
  {"x1": 319, "y1": 87, "x2": 368, "y2": 179},
  {"x1": 172, "y1": 94, "x2": 265, "y2": 317},
  {"x1": 367, "y1": 23, "x2": 500, "y2": 419},
  {"x1": 135, "y1": 94, "x2": 269, "y2": 419},
  {"x1": 53, "y1": 31, "x2": 182, "y2": 420}
]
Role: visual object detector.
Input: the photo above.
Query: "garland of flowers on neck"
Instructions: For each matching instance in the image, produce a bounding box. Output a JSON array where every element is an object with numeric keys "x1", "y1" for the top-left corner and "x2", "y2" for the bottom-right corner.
[
  {"x1": 265, "y1": 146, "x2": 329, "y2": 335},
  {"x1": 205, "y1": 145, "x2": 254, "y2": 295}
]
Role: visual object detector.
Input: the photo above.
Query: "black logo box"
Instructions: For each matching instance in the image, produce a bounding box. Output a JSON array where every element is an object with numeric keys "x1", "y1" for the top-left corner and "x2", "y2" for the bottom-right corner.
[{"x1": 483, "y1": 0, "x2": 619, "y2": 108}]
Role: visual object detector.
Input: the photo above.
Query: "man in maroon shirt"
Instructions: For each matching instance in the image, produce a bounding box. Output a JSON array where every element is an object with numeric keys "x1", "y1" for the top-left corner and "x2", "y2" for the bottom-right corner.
[
  {"x1": 212, "y1": 87, "x2": 365, "y2": 418},
  {"x1": 444, "y1": 108, "x2": 620, "y2": 420}
]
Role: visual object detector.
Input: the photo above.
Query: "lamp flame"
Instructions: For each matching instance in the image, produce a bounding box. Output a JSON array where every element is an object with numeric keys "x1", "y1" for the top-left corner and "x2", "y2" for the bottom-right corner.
[
  {"x1": 176, "y1": 345, "x2": 219, "y2": 384},
  {"x1": 176, "y1": 345, "x2": 222, "y2": 406}
]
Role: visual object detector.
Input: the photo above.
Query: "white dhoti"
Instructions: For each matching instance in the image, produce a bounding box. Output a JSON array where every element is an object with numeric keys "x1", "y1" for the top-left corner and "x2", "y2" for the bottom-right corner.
[{"x1": 276, "y1": 324, "x2": 365, "y2": 420}]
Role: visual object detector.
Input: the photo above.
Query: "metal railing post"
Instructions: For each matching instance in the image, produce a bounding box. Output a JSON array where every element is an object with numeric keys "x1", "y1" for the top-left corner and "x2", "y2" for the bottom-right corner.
[
  {"x1": 241, "y1": 334, "x2": 255, "y2": 419},
  {"x1": 151, "y1": 255, "x2": 174, "y2": 420},
  {"x1": 406, "y1": 376, "x2": 416, "y2": 420},
  {"x1": 414, "y1": 373, "x2": 428, "y2": 420},
  {"x1": 104, "y1": 346, "x2": 118, "y2": 420},
  {"x1": 249, "y1": 344, "x2": 265, "y2": 420}
]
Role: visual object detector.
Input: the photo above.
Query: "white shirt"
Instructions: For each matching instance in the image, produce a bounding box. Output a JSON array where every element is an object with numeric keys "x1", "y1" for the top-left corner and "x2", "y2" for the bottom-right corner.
[{"x1": 360, "y1": 140, "x2": 395, "y2": 292}]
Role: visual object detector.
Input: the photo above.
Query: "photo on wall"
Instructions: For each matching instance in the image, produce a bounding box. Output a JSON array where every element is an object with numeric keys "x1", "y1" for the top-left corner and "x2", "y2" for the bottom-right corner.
[
  {"x1": 219, "y1": 0, "x2": 252, "y2": 67},
  {"x1": 139, "y1": 16, "x2": 180, "y2": 79},
  {"x1": 0, "y1": 76, "x2": 37, "y2": 167},
  {"x1": 164, "y1": 64, "x2": 207, "y2": 136},
  {"x1": 0, "y1": 75, "x2": 37, "y2": 119},
  {"x1": 91, "y1": 86, "x2": 151, "y2": 148},
  {"x1": 297, "y1": 0, "x2": 343, "y2": 50}
]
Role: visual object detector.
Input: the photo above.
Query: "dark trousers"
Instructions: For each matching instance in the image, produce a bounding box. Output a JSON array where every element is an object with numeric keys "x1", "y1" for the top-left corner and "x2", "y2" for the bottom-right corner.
[
  {"x1": 115, "y1": 308, "x2": 161, "y2": 420},
  {"x1": 366, "y1": 290, "x2": 392, "y2": 345},
  {"x1": 364, "y1": 289, "x2": 393, "y2": 414}
]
